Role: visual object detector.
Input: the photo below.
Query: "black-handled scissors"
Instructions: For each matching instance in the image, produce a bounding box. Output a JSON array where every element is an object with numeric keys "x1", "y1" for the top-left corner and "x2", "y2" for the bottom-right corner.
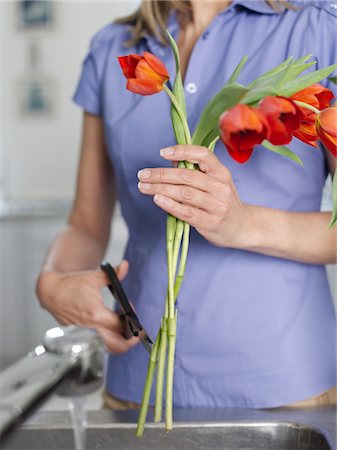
[{"x1": 100, "y1": 261, "x2": 153, "y2": 354}]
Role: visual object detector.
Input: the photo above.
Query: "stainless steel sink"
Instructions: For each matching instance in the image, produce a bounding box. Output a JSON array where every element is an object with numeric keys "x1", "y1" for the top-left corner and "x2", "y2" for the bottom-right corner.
[
  {"x1": 1, "y1": 421, "x2": 332, "y2": 450},
  {"x1": 1, "y1": 407, "x2": 336, "y2": 450}
]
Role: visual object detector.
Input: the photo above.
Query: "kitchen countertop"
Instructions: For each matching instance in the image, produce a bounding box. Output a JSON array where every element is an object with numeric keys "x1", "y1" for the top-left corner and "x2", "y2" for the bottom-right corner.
[{"x1": 0, "y1": 199, "x2": 72, "y2": 219}]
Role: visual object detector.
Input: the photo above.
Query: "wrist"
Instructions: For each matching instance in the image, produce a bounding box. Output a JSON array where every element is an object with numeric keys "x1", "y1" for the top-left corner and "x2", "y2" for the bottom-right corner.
[
  {"x1": 231, "y1": 204, "x2": 262, "y2": 251},
  {"x1": 36, "y1": 270, "x2": 61, "y2": 307}
]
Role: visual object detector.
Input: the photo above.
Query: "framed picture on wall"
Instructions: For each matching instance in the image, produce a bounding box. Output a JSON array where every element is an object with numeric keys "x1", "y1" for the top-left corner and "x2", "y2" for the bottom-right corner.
[
  {"x1": 18, "y1": 0, "x2": 53, "y2": 30},
  {"x1": 18, "y1": 78, "x2": 55, "y2": 118}
]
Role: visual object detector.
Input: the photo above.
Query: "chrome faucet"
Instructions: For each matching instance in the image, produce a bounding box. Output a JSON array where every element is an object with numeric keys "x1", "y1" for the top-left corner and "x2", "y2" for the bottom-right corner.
[{"x1": 0, "y1": 326, "x2": 103, "y2": 438}]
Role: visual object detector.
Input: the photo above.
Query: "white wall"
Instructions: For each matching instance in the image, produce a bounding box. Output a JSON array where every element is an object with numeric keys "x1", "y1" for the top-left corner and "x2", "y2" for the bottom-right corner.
[{"x1": 1, "y1": 1, "x2": 138, "y2": 200}]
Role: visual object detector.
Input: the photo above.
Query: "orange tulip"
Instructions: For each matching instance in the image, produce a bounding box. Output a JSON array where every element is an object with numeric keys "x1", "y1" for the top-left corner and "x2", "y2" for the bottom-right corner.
[
  {"x1": 258, "y1": 96, "x2": 304, "y2": 145},
  {"x1": 291, "y1": 84, "x2": 334, "y2": 110},
  {"x1": 292, "y1": 109, "x2": 319, "y2": 148},
  {"x1": 219, "y1": 104, "x2": 270, "y2": 163},
  {"x1": 118, "y1": 52, "x2": 169, "y2": 95},
  {"x1": 316, "y1": 107, "x2": 337, "y2": 157}
]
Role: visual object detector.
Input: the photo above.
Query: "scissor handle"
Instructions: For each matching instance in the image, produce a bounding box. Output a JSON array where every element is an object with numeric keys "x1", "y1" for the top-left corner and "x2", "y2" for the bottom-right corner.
[{"x1": 100, "y1": 262, "x2": 143, "y2": 336}]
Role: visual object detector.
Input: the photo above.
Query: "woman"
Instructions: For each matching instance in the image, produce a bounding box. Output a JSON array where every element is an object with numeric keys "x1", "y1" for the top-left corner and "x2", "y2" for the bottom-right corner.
[{"x1": 37, "y1": 0, "x2": 337, "y2": 409}]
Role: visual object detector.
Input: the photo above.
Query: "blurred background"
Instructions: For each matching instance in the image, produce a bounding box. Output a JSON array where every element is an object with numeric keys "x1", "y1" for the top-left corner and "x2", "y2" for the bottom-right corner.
[
  {"x1": 0, "y1": 0, "x2": 336, "y2": 376},
  {"x1": 0, "y1": 0, "x2": 140, "y2": 372}
]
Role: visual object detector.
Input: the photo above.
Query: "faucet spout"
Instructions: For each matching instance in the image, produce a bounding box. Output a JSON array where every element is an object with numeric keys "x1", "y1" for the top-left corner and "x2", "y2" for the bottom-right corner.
[{"x1": 0, "y1": 326, "x2": 103, "y2": 438}]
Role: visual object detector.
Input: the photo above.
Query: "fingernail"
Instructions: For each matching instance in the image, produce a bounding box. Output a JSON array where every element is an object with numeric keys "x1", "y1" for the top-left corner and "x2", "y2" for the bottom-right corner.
[
  {"x1": 160, "y1": 147, "x2": 175, "y2": 156},
  {"x1": 138, "y1": 182, "x2": 152, "y2": 191},
  {"x1": 154, "y1": 195, "x2": 173, "y2": 206},
  {"x1": 137, "y1": 169, "x2": 151, "y2": 180}
]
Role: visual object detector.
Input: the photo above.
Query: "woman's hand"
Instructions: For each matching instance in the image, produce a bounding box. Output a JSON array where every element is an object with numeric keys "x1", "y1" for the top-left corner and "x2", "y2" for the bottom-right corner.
[
  {"x1": 36, "y1": 260, "x2": 139, "y2": 354},
  {"x1": 137, "y1": 145, "x2": 250, "y2": 248}
]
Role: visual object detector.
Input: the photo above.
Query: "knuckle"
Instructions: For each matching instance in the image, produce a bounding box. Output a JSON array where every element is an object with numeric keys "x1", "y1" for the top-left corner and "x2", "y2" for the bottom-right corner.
[
  {"x1": 87, "y1": 308, "x2": 101, "y2": 325},
  {"x1": 182, "y1": 168, "x2": 195, "y2": 182},
  {"x1": 200, "y1": 147, "x2": 210, "y2": 159},
  {"x1": 182, "y1": 205, "x2": 194, "y2": 219},
  {"x1": 181, "y1": 186, "x2": 193, "y2": 201},
  {"x1": 158, "y1": 168, "x2": 166, "y2": 181},
  {"x1": 179, "y1": 145, "x2": 188, "y2": 156},
  {"x1": 222, "y1": 167, "x2": 232, "y2": 182}
]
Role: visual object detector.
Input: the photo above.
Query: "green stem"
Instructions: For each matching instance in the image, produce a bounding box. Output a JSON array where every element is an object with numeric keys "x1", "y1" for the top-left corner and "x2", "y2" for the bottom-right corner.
[
  {"x1": 163, "y1": 85, "x2": 192, "y2": 144},
  {"x1": 174, "y1": 222, "x2": 190, "y2": 300},
  {"x1": 166, "y1": 310, "x2": 177, "y2": 431},
  {"x1": 165, "y1": 222, "x2": 191, "y2": 431},
  {"x1": 164, "y1": 211, "x2": 176, "y2": 431},
  {"x1": 166, "y1": 216, "x2": 176, "y2": 320},
  {"x1": 293, "y1": 100, "x2": 320, "y2": 114},
  {"x1": 154, "y1": 218, "x2": 184, "y2": 422},
  {"x1": 136, "y1": 330, "x2": 161, "y2": 437},
  {"x1": 154, "y1": 317, "x2": 167, "y2": 422}
]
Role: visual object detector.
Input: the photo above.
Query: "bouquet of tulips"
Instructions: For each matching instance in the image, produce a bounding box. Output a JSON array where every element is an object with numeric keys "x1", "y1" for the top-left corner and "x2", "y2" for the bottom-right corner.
[{"x1": 118, "y1": 31, "x2": 337, "y2": 436}]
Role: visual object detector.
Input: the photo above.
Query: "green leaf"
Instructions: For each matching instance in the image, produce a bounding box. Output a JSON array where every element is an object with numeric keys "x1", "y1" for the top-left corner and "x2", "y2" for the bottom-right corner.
[
  {"x1": 283, "y1": 62, "x2": 316, "y2": 84},
  {"x1": 247, "y1": 57, "x2": 294, "y2": 89},
  {"x1": 294, "y1": 54, "x2": 314, "y2": 65},
  {"x1": 247, "y1": 56, "x2": 317, "y2": 96},
  {"x1": 227, "y1": 55, "x2": 248, "y2": 84},
  {"x1": 207, "y1": 136, "x2": 220, "y2": 153},
  {"x1": 328, "y1": 75, "x2": 337, "y2": 85},
  {"x1": 166, "y1": 30, "x2": 187, "y2": 144},
  {"x1": 192, "y1": 83, "x2": 248, "y2": 145},
  {"x1": 280, "y1": 63, "x2": 337, "y2": 97},
  {"x1": 242, "y1": 85, "x2": 280, "y2": 106},
  {"x1": 329, "y1": 169, "x2": 337, "y2": 228},
  {"x1": 262, "y1": 140, "x2": 303, "y2": 165},
  {"x1": 199, "y1": 127, "x2": 224, "y2": 148}
]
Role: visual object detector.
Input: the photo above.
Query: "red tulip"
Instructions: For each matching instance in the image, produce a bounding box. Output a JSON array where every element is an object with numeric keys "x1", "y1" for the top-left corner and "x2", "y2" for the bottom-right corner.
[
  {"x1": 258, "y1": 96, "x2": 304, "y2": 145},
  {"x1": 292, "y1": 109, "x2": 319, "y2": 148},
  {"x1": 316, "y1": 107, "x2": 337, "y2": 157},
  {"x1": 117, "y1": 52, "x2": 169, "y2": 95},
  {"x1": 291, "y1": 84, "x2": 334, "y2": 110},
  {"x1": 219, "y1": 104, "x2": 270, "y2": 163}
]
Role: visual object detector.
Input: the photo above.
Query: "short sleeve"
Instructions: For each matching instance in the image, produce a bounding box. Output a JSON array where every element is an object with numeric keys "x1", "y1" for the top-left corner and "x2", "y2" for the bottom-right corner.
[
  {"x1": 73, "y1": 52, "x2": 102, "y2": 116},
  {"x1": 317, "y1": 3, "x2": 337, "y2": 91},
  {"x1": 305, "y1": 2, "x2": 337, "y2": 90}
]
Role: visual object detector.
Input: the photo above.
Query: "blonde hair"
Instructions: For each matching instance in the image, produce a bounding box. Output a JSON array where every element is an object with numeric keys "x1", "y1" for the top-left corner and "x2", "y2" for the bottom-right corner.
[{"x1": 115, "y1": 0, "x2": 294, "y2": 47}]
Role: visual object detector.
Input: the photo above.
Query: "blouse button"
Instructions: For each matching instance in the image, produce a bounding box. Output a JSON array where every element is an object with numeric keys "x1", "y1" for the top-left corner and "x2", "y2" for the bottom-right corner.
[{"x1": 186, "y1": 82, "x2": 198, "y2": 94}]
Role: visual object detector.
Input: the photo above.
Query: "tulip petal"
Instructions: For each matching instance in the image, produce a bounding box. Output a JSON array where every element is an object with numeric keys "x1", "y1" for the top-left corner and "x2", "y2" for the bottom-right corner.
[
  {"x1": 118, "y1": 54, "x2": 142, "y2": 79},
  {"x1": 291, "y1": 83, "x2": 335, "y2": 110},
  {"x1": 316, "y1": 107, "x2": 337, "y2": 157},
  {"x1": 143, "y1": 52, "x2": 169, "y2": 79},
  {"x1": 219, "y1": 104, "x2": 270, "y2": 163},
  {"x1": 317, "y1": 108, "x2": 337, "y2": 137},
  {"x1": 135, "y1": 59, "x2": 168, "y2": 85},
  {"x1": 258, "y1": 96, "x2": 304, "y2": 145},
  {"x1": 317, "y1": 128, "x2": 337, "y2": 156},
  {"x1": 293, "y1": 129, "x2": 318, "y2": 147},
  {"x1": 126, "y1": 78, "x2": 164, "y2": 95},
  {"x1": 226, "y1": 143, "x2": 254, "y2": 164}
]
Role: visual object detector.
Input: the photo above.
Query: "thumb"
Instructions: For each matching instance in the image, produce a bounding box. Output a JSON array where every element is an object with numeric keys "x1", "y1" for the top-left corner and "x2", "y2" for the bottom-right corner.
[{"x1": 115, "y1": 259, "x2": 129, "y2": 281}]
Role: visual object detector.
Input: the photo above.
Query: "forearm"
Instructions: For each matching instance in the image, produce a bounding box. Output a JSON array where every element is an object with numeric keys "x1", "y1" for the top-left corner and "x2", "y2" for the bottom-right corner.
[
  {"x1": 238, "y1": 206, "x2": 336, "y2": 264},
  {"x1": 41, "y1": 224, "x2": 108, "y2": 274}
]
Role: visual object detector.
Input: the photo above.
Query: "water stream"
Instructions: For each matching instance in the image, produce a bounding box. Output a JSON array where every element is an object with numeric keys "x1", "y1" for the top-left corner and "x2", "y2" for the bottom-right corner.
[{"x1": 69, "y1": 397, "x2": 87, "y2": 450}]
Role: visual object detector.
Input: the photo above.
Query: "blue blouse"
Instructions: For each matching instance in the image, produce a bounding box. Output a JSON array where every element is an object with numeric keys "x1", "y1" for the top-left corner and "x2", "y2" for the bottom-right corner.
[{"x1": 73, "y1": 0, "x2": 337, "y2": 408}]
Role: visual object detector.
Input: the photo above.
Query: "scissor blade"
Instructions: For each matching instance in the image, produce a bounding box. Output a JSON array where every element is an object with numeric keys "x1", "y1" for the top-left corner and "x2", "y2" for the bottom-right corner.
[{"x1": 138, "y1": 329, "x2": 153, "y2": 355}]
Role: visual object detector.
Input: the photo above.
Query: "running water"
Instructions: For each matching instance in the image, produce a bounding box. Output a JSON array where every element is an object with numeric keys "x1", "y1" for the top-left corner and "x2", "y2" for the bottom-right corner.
[{"x1": 69, "y1": 397, "x2": 87, "y2": 450}]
